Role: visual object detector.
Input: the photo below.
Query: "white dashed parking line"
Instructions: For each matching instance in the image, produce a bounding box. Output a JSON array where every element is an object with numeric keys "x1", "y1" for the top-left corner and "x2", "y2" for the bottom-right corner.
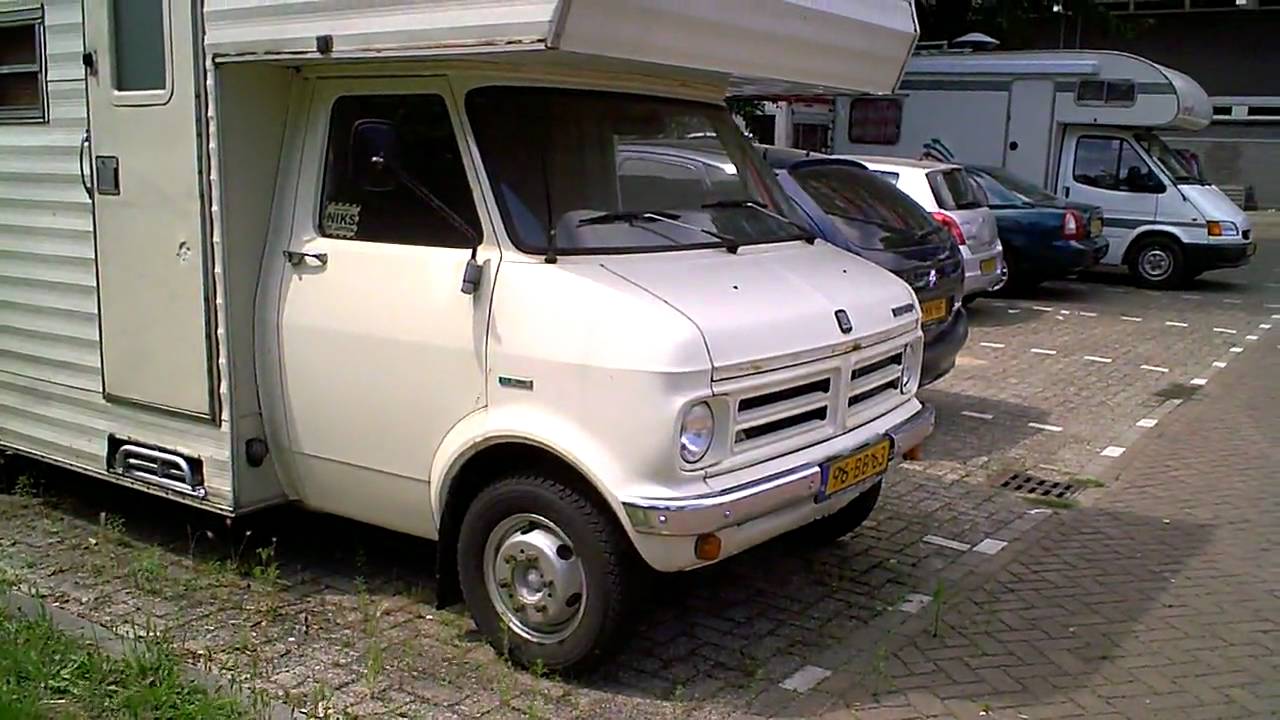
[
  {"x1": 1165, "y1": 321, "x2": 1189, "y2": 328},
  {"x1": 1213, "y1": 361, "x2": 1228, "y2": 368},
  {"x1": 971, "y1": 538, "x2": 1008, "y2": 555},
  {"x1": 1246, "y1": 335, "x2": 1260, "y2": 341},
  {"x1": 1230, "y1": 347, "x2": 1245, "y2": 353},
  {"x1": 780, "y1": 666, "x2": 832, "y2": 693},
  {"x1": 1030, "y1": 348, "x2": 1057, "y2": 355},
  {"x1": 1101, "y1": 446, "x2": 1127, "y2": 458},
  {"x1": 1141, "y1": 365, "x2": 1170, "y2": 373},
  {"x1": 1122, "y1": 316, "x2": 1143, "y2": 322},
  {"x1": 1190, "y1": 377, "x2": 1208, "y2": 386},
  {"x1": 979, "y1": 342, "x2": 1005, "y2": 348},
  {"x1": 1028, "y1": 422, "x2": 1063, "y2": 432},
  {"x1": 961, "y1": 410, "x2": 994, "y2": 420},
  {"x1": 922, "y1": 535, "x2": 972, "y2": 552},
  {"x1": 1223, "y1": 299, "x2": 1242, "y2": 304},
  {"x1": 1136, "y1": 418, "x2": 1158, "y2": 428},
  {"x1": 1083, "y1": 355, "x2": 1112, "y2": 364},
  {"x1": 1078, "y1": 311, "x2": 1098, "y2": 318},
  {"x1": 1261, "y1": 324, "x2": 1273, "y2": 330},
  {"x1": 1213, "y1": 327, "x2": 1237, "y2": 334}
]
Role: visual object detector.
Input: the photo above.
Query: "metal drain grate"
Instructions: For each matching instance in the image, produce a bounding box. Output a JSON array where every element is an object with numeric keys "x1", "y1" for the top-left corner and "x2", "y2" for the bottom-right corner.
[
  {"x1": 1155, "y1": 383, "x2": 1201, "y2": 400},
  {"x1": 997, "y1": 471, "x2": 1081, "y2": 499}
]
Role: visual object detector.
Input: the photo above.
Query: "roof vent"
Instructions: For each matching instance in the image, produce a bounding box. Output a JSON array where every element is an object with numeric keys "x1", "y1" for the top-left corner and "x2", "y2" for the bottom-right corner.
[{"x1": 949, "y1": 33, "x2": 1000, "y2": 51}]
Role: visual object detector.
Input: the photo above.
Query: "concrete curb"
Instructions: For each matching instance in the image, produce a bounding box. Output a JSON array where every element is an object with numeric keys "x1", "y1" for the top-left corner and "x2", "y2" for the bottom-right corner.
[{"x1": 1, "y1": 590, "x2": 297, "y2": 720}]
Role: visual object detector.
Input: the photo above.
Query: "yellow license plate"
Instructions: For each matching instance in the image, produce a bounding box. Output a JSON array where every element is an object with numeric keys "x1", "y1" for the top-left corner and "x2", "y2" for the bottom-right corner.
[
  {"x1": 1091, "y1": 217, "x2": 1103, "y2": 236},
  {"x1": 822, "y1": 440, "x2": 892, "y2": 499},
  {"x1": 980, "y1": 258, "x2": 997, "y2": 274},
  {"x1": 921, "y1": 298, "x2": 949, "y2": 325}
]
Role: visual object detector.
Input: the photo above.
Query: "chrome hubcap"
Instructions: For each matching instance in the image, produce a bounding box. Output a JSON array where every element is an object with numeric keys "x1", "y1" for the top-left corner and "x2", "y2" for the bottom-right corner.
[
  {"x1": 483, "y1": 513, "x2": 586, "y2": 644},
  {"x1": 1140, "y1": 248, "x2": 1173, "y2": 280}
]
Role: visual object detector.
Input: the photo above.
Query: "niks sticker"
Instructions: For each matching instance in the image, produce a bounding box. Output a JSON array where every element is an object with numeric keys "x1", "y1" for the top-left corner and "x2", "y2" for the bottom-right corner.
[{"x1": 322, "y1": 202, "x2": 361, "y2": 238}]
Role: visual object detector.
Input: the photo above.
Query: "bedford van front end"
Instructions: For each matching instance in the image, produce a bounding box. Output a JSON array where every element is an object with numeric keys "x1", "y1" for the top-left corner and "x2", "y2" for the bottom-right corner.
[{"x1": 454, "y1": 78, "x2": 931, "y2": 670}]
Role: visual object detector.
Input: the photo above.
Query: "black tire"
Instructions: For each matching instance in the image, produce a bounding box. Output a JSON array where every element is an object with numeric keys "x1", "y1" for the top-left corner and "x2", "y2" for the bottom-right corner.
[
  {"x1": 456, "y1": 472, "x2": 634, "y2": 673},
  {"x1": 1128, "y1": 237, "x2": 1186, "y2": 289},
  {"x1": 788, "y1": 481, "x2": 882, "y2": 546}
]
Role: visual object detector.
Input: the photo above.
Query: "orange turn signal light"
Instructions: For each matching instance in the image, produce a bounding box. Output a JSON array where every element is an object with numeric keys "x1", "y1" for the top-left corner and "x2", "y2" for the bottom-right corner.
[{"x1": 694, "y1": 533, "x2": 722, "y2": 561}]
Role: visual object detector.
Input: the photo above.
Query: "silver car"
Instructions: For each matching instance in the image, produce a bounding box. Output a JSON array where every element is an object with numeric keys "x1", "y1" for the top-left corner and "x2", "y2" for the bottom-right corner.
[{"x1": 849, "y1": 156, "x2": 1005, "y2": 303}]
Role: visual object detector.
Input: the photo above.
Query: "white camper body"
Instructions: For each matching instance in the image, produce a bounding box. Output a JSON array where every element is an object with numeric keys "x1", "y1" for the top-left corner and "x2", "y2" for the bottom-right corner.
[
  {"x1": 834, "y1": 50, "x2": 1255, "y2": 288},
  {"x1": 0, "y1": 0, "x2": 927, "y2": 668}
]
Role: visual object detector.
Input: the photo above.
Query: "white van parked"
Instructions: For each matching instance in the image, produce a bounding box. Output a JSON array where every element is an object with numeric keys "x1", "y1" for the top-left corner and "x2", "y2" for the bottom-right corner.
[
  {"x1": 835, "y1": 50, "x2": 1255, "y2": 288},
  {"x1": 0, "y1": 0, "x2": 930, "y2": 669}
]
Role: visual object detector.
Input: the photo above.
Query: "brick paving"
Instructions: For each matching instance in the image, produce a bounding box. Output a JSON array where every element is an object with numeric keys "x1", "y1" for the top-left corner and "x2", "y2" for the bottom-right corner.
[
  {"x1": 832, "y1": 314, "x2": 1280, "y2": 719},
  {"x1": 1, "y1": 238, "x2": 1277, "y2": 718}
]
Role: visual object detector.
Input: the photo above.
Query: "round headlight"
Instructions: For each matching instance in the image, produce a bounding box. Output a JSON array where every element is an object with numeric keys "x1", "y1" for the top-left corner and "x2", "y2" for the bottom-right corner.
[
  {"x1": 679, "y1": 402, "x2": 715, "y2": 464},
  {"x1": 900, "y1": 341, "x2": 921, "y2": 394}
]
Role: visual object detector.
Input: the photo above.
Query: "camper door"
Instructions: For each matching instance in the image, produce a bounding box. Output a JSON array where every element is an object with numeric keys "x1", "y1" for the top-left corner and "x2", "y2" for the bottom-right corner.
[{"x1": 84, "y1": 0, "x2": 214, "y2": 417}]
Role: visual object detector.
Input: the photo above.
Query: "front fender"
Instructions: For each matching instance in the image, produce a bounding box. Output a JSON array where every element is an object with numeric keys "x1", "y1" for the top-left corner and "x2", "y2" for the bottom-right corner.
[{"x1": 428, "y1": 403, "x2": 709, "y2": 546}]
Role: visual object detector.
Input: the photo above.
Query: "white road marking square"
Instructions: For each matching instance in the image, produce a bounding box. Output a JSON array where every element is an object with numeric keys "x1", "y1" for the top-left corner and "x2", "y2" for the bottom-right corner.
[
  {"x1": 780, "y1": 665, "x2": 832, "y2": 693},
  {"x1": 1213, "y1": 361, "x2": 1228, "y2": 368},
  {"x1": 1136, "y1": 418, "x2": 1158, "y2": 428},
  {"x1": 1190, "y1": 378, "x2": 1208, "y2": 386},
  {"x1": 1230, "y1": 347, "x2": 1245, "y2": 353},
  {"x1": 971, "y1": 538, "x2": 1008, "y2": 555},
  {"x1": 1101, "y1": 446, "x2": 1126, "y2": 458},
  {"x1": 897, "y1": 593, "x2": 933, "y2": 614}
]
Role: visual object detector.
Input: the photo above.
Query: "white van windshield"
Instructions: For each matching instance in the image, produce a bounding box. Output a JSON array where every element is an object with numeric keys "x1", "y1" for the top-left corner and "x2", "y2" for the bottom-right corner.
[
  {"x1": 1136, "y1": 131, "x2": 1202, "y2": 185},
  {"x1": 466, "y1": 86, "x2": 811, "y2": 256}
]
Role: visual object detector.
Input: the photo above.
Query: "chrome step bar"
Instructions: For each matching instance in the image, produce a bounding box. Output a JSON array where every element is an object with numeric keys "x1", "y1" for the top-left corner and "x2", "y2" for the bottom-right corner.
[{"x1": 107, "y1": 438, "x2": 206, "y2": 500}]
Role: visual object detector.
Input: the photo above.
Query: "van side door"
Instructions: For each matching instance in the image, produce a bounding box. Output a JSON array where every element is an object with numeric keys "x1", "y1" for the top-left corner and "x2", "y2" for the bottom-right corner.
[
  {"x1": 1059, "y1": 131, "x2": 1161, "y2": 265},
  {"x1": 268, "y1": 78, "x2": 494, "y2": 537}
]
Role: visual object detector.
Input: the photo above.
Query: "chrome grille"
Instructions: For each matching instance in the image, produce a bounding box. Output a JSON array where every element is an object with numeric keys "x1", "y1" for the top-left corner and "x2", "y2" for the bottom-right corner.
[{"x1": 716, "y1": 337, "x2": 912, "y2": 469}]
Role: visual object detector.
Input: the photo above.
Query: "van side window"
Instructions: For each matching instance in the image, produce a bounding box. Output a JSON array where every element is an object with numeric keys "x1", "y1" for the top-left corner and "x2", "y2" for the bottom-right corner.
[
  {"x1": 319, "y1": 94, "x2": 482, "y2": 247},
  {"x1": 1073, "y1": 137, "x2": 1162, "y2": 193}
]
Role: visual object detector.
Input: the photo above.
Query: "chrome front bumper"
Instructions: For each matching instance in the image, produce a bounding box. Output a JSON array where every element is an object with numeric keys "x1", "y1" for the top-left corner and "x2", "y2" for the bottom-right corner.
[{"x1": 621, "y1": 404, "x2": 935, "y2": 537}]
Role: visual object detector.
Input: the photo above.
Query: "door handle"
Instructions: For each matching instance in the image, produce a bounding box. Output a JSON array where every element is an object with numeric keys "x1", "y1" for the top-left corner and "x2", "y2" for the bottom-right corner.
[
  {"x1": 283, "y1": 250, "x2": 328, "y2": 267},
  {"x1": 78, "y1": 130, "x2": 92, "y2": 198}
]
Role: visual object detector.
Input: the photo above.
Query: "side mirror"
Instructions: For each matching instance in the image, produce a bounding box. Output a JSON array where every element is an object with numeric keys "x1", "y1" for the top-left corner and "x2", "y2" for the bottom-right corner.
[{"x1": 349, "y1": 119, "x2": 401, "y2": 192}]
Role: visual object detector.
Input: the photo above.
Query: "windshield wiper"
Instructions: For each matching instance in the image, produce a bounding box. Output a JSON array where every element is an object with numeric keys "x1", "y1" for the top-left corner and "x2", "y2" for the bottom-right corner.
[
  {"x1": 702, "y1": 199, "x2": 817, "y2": 244},
  {"x1": 578, "y1": 210, "x2": 743, "y2": 253}
]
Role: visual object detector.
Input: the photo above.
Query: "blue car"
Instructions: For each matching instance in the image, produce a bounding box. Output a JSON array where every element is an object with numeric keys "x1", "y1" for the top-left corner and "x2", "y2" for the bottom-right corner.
[{"x1": 965, "y1": 165, "x2": 1109, "y2": 291}]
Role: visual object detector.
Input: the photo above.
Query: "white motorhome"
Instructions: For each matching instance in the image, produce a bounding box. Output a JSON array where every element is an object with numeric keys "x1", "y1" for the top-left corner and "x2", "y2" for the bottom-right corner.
[
  {"x1": 833, "y1": 50, "x2": 1255, "y2": 288},
  {"x1": 0, "y1": 0, "x2": 930, "y2": 668}
]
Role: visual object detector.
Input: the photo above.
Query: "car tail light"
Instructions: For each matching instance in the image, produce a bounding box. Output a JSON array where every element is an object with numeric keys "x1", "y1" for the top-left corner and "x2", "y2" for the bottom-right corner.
[
  {"x1": 1063, "y1": 209, "x2": 1086, "y2": 241},
  {"x1": 930, "y1": 211, "x2": 966, "y2": 246}
]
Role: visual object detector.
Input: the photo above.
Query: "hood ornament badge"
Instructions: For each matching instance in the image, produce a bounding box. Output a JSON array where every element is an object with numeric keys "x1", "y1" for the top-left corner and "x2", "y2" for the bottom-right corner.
[{"x1": 834, "y1": 309, "x2": 853, "y2": 335}]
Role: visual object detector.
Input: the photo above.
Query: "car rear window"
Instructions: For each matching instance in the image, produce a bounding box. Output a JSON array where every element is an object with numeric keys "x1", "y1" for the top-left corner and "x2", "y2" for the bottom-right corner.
[
  {"x1": 790, "y1": 163, "x2": 949, "y2": 250},
  {"x1": 928, "y1": 168, "x2": 986, "y2": 211}
]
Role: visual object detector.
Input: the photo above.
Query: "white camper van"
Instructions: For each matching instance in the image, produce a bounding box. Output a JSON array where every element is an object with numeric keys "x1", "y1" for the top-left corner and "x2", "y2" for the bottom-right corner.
[
  {"x1": 0, "y1": 0, "x2": 931, "y2": 669},
  {"x1": 835, "y1": 50, "x2": 1255, "y2": 288}
]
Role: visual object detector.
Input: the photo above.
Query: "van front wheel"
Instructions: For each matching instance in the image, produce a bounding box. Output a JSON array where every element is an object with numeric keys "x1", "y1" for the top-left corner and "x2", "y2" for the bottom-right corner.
[
  {"x1": 1129, "y1": 237, "x2": 1185, "y2": 289},
  {"x1": 457, "y1": 473, "x2": 633, "y2": 672}
]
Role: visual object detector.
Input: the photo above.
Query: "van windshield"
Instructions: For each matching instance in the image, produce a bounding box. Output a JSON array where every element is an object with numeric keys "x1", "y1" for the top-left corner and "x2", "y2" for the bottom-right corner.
[
  {"x1": 466, "y1": 87, "x2": 811, "y2": 256},
  {"x1": 1136, "y1": 131, "x2": 1203, "y2": 185}
]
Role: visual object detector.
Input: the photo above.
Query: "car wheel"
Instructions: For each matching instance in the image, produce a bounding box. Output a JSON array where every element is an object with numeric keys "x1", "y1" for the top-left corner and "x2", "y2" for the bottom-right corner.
[
  {"x1": 457, "y1": 473, "x2": 634, "y2": 672},
  {"x1": 1129, "y1": 237, "x2": 1185, "y2": 289},
  {"x1": 788, "y1": 481, "x2": 882, "y2": 545}
]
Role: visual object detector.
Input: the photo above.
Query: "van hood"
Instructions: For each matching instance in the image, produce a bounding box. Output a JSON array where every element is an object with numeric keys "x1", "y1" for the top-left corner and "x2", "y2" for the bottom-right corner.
[
  {"x1": 1182, "y1": 185, "x2": 1250, "y2": 230},
  {"x1": 600, "y1": 242, "x2": 919, "y2": 379}
]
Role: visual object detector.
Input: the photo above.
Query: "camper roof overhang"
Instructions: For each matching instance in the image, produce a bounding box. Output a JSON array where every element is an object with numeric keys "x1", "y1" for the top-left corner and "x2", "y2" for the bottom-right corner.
[
  {"x1": 901, "y1": 50, "x2": 1212, "y2": 131},
  {"x1": 204, "y1": 0, "x2": 919, "y2": 97}
]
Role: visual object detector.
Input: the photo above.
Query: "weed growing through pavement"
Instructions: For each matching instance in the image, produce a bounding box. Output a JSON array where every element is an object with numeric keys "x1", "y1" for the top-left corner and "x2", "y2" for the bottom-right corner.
[
  {"x1": 930, "y1": 578, "x2": 947, "y2": 638},
  {"x1": 1073, "y1": 475, "x2": 1106, "y2": 488},
  {"x1": 869, "y1": 642, "x2": 895, "y2": 697},
  {"x1": 128, "y1": 547, "x2": 167, "y2": 596},
  {"x1": 1020, "y1": 495, "x2": 1079, "y2": 510}
]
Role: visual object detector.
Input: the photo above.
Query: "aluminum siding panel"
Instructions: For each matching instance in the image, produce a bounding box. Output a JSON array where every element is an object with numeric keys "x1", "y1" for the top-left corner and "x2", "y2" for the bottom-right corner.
[{"x1": 0, "y1": 0, "x2": 234, "y2": 511}]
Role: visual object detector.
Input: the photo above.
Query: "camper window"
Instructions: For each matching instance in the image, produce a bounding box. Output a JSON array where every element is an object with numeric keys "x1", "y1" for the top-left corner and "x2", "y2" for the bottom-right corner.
[
  {"x1": 1075, "y1": 79, "x2": 1136, "y2": 108},
  {"x1": 847, "y1": 97, "x2": 903, "y2": 145},
  {"x1": 318, "y1": 94, "x2": 482, "y2": 248},
  {"x1": 0, "y1": 9, "x2": 45, "y2": 123},
  {"x1": 1073, "y1": 136, "x2": 1164, "y2": 194},
  {"x1": 109, "y1": 0, "x2": 171, "y2": 103}
]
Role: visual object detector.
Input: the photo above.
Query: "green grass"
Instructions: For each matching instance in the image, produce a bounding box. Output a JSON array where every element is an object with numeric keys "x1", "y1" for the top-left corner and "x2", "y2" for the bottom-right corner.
[
  {"x1": 0, "y1": 609, "x2": 251, "y2": 719},
  {"x1": 1020, "y1": 495, "x2": 1079, "y2": 510}
]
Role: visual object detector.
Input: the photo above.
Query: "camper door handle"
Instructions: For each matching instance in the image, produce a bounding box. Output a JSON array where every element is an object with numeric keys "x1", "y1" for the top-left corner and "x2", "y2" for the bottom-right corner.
[
  {"x1": 284, "y1": 250, "x2": 328, "y2": 267},
  {"x1": 78, "y1": 130, "x2": 92, "y2": 198}
]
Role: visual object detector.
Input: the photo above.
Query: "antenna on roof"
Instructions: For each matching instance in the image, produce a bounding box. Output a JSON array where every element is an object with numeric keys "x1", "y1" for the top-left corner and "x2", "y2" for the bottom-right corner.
[{"x1": 949, "y1": 32, "x2": 1000, "y2": 51}]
